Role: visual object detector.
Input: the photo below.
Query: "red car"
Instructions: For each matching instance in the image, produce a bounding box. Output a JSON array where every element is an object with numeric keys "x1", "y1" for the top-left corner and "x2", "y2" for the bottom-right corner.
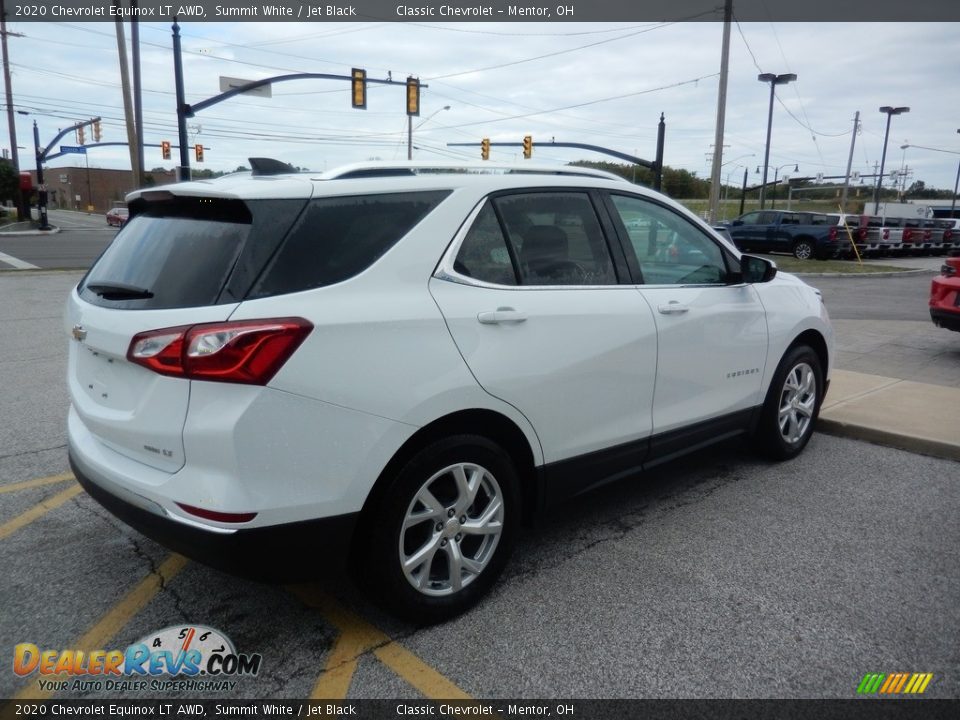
[
  {"x1": 930, "y1": 253, "x2": 960, "y2": 332},
  {"x1": 106, "y1": 207, "x2": 128, "y2": 227}
]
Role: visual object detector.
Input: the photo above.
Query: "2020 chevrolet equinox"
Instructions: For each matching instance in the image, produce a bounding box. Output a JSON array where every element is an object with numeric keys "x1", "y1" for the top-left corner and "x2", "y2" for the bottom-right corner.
[{"x1": 67, "y1": 160, "x2": 833, "y2": 622}]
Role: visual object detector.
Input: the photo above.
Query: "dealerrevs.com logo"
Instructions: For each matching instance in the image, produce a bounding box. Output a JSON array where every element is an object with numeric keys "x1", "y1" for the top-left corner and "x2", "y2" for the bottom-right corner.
[
  {"x1": 13, "y1": 625, "x2": 262, "y2": 693},
  {"x1": 857, "y1": 672, "x2": 934, "y2": 695}
]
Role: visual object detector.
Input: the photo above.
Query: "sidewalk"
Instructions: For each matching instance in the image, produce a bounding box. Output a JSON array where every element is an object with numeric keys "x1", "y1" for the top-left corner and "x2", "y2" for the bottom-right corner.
[{"x1": 820, "y1": 369, "x2": 960, "y2": 462}]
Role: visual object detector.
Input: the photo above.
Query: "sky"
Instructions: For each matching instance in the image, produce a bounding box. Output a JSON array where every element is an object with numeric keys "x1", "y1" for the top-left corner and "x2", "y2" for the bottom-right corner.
[{"x1": 6, "y1": 17, "x2": 960, "y2": 195}]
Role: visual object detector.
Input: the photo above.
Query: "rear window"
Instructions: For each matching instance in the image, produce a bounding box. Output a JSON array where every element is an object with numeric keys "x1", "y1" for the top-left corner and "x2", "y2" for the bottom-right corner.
[
  {"x1": 80, "y1": 198, "x2": 252, "y2": 310},
  {"x1": 249, "y1": 191, "x2": 450, "y2": 298}
]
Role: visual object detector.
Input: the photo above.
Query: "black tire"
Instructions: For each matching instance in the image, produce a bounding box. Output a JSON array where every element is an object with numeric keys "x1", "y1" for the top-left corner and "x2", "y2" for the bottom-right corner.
[
  {"x1": 792, "y1": 239, "x2": 814, "y2": 260},
  {"x1": 362, "y1": 435, "x2": 520, "y2": 624},
  {"x1": 752, "y1": 344, "x2": 824, "y2": 461}
]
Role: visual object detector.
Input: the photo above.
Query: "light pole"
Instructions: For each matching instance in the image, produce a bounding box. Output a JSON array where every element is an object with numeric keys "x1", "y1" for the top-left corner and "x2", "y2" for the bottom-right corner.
[
  {"x1": 757, "y1": 72, "x2": 797, "y2": 209},
  {"x1": 771, "y1": 163, "x2": 798, "y2": 209},
  {"x1": 408, "y1": 105, "x2": 450, "y2": 160},
  {"x1": 873, "y1": 106, "x2": 909, "y2": 211},
  {"x1": 720, "y1": 153, "x2": 754, "y2": 219}
]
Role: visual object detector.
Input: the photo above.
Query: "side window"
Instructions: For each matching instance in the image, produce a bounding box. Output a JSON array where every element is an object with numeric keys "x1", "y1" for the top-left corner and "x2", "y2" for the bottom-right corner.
[
  {"x1": 757, "y1": 212, "x2": 779, "y2": 225},
  {"x1": 492, "y1": 192, "x2": 617, "y2": 286},
  {"x1": 251, "y1": 191, "x2": 449, "y2": 297},
  {"x1": 453, "y1": 203, "x2": 518, "y2": 286},
  {"x1": 610, "y1": 194, "x2": 728, "y2": 285},
  {"x1": 738, "y1": 212, "x2": 761, "y2": 224}
]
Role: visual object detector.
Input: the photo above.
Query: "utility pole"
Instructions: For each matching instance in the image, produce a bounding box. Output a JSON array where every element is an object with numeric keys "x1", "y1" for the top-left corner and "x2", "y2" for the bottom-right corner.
[
  {"x1": 1, "y1": 2, "x2": 24, "y2": 220},
  {"x1": 114, "y1": 4, "x2": 141, "y2": 185},
  {"x1": 707, "y1": 0, "x2": 732, "y2": 224},
  {"x1": 839, "y1": 111, "x2": 859, "y2": 213}
]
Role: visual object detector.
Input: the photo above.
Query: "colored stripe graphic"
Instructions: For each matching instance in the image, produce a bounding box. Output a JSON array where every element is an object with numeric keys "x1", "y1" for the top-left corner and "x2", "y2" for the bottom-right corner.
[{"x1": 857, "y1": 672, "x2": 932, "y2": 694}]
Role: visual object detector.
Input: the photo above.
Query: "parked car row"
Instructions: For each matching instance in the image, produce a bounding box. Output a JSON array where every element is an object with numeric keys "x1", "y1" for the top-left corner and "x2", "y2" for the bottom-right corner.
[
  {"x1": 722, "y1": 211, "x2": 960, "y2": 260},
  {"x1": 840, "y1": 216, "x2": 960, "y2": 258}
]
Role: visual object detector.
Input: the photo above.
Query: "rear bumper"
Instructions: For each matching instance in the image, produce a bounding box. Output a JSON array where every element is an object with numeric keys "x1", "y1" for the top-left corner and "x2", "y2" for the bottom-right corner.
[
  {"x1": 70, "y1": 451, "x2": 359, "y2": 580},
  {"x1": 930, "y1": 308, "x2": 960, "y2": 333}
]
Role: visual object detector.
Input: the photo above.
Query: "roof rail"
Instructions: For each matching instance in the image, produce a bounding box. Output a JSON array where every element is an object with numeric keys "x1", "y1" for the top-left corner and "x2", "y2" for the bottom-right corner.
[{"x1": 316, "y1": 161, "x2": 629, "y2": 183}]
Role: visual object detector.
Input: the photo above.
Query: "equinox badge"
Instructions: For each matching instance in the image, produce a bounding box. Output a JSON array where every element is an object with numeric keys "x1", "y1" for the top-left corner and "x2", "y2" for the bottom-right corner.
[{"x1": 71, "y1": 325, "x2": 87, "y2": 342}]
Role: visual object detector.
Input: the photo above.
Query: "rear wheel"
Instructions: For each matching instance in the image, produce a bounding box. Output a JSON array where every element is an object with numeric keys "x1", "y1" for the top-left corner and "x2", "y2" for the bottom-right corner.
[
  {"x1": 792, "y1": 239, "x2": 814, "y2": 260},
  {"x1": 363, "y1": 435, "x2": 520, "y2": 624},
  {"x1": 752, "y1": 345, "x2": 823, "y2": 460}
]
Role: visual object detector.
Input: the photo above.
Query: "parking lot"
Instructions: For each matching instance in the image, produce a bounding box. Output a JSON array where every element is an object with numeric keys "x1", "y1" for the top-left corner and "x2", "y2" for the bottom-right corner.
[{"x1": 2, "y1": 269, "x2": 959, "y2": 701}]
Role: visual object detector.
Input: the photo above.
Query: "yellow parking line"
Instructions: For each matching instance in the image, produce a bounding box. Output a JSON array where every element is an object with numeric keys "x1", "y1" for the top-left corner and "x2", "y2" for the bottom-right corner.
[
  {"x1": 0, "y1": 484, "x2": 83, "y2": 541},
  {"x1": 0, "y1": 472, "x2": 74, "y2": 494},
  {"x1": 13, "y1": 554, "x2": 189, "y2": 700},
  {"x1": 288, "y1": 585, "x2": 472, "y2": 700}
]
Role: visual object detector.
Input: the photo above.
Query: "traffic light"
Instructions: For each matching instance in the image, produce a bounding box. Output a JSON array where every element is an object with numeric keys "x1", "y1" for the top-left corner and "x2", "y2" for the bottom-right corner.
[
  {"x1": 77, "y1": 125, "x2": 85, "y2": 145},
  {"x1": 92, "y1": 120, "x2": 101, "y2": 143},
  {"x1": 195, "y1": 144, "x2": 204, "y2": 162},
  {"x1": 351, "y1": 68, "x2": 367, "y2": 109},
  {"x1": 481, "y1": 138, "x2": 490, "y2": 161},
  {"x1": 406, "y1": 76, "x2": 420, "y2": 117},
  {"x1": 161, "y1": 140, "x2": 171, "y2": 160},
  {"x1": 522, "y1": 135, "x2": 532, "y2": 159}
]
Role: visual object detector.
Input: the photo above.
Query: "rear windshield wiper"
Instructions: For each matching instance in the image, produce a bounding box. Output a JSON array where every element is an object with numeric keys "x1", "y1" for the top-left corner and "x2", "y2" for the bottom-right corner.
[{"x1": 85, "y1": 282, "x2": 154, "y2": 300}]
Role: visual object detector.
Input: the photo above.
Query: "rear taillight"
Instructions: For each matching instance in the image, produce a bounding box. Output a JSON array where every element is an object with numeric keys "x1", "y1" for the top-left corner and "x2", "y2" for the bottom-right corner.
[
  {"x1": 945, "y1": 230, "x2": 953, "y2": 241},
  {"x1": 828, "y1": 227, "x2": 838, "y2": 241},
  {"x1": 128, "y1": 318, "x2": 313, "y2": 385},
  {"x1": 903, "y1": 229, "x2": 914, "y2": 243},
  {"x1": 858, "y1": 227, "x2": 868, "y2": 240}
]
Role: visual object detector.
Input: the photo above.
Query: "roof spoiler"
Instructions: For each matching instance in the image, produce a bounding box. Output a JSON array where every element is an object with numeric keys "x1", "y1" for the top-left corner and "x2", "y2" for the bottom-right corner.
[{"x1": 249, "y1": 158, "x2": 298, "y2": 176}]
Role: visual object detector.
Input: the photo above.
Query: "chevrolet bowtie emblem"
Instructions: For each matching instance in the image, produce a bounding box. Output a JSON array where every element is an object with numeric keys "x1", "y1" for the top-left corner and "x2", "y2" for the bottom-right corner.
[{"x1": 71, "y1": 325, "x2": 87, "y2": 342}]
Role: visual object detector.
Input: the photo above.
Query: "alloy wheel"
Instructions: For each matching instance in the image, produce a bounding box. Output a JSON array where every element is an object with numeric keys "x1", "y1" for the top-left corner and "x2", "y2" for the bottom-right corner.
[
  {"x1": 399, "y1": 462, "x2": 504, "y2": 596},
  {"x1": 778, "y1": 362, "x2": 817, "y2": 445}
]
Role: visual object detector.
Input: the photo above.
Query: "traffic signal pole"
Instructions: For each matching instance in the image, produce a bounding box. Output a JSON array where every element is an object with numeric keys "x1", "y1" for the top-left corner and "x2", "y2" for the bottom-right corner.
[
  {"x1": 172, "y1": 21, "x2": 190, "y2": 182},
  {"x1": 32, "y1": 121, "x2": 49, "y2": 230},
  {"x1": 31, "y1": 116, "x2": 100, "y2": 230}
]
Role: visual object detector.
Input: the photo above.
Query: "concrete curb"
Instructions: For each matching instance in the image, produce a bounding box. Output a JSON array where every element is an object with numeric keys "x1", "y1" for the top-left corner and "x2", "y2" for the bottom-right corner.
[
  {"x1": 0, "y1": 226, "x2": 61, "y2": 236},
  {"x1": 817, "y1": 419, "x2": 960, "y2": 463},
  {"x1": 793, "y1": 268, "x2": 930, "y2": 278}
]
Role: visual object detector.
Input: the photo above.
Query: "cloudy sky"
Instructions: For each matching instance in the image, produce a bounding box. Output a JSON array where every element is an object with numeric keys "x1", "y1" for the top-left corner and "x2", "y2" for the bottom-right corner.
[{"x1": 7, "y1": 17, "x2": 960, "y2": 193}]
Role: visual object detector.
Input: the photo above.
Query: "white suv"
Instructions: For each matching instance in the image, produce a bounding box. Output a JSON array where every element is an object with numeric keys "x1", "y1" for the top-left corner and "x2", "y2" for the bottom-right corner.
[{"x1": 66, "y1": 161, "x2": 833, "y2": 622}]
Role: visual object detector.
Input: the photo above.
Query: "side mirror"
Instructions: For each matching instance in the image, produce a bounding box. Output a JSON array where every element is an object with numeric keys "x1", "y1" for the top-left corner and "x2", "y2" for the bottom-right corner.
[{"x1": 740, "y1": 254, "x2": 777, "y2": 283}]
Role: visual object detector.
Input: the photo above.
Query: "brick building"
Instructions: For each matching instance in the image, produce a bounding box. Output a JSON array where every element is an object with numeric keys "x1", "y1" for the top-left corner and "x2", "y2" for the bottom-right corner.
[{"x1": 28, "y1": 167, "x2": 176, "y2": 214}]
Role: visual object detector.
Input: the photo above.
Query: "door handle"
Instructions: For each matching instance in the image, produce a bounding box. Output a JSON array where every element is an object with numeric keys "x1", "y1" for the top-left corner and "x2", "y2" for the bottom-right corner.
[
  {"x1": 657, "y1": 302, "x2": 689, "y2": 315},
  {"x1": 478, "y1": 307, "x2": 527, "y2": 324}
]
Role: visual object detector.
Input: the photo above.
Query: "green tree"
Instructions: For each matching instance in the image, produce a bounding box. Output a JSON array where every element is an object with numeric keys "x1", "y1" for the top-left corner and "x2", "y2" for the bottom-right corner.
[{"x1": 0, "y1": 159, "x2": 19, "y2": 204}]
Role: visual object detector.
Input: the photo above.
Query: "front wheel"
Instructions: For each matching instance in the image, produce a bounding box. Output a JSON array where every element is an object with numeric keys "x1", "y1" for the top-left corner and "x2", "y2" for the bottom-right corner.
[
  {"x1": 792, "y1": 239, "x2": 814, "y2": 260},
  {"x1": 752, "y1": 345, "x2": 823, "y2": 461},
  {"x1": 363, "y1": 435, "x2": 520, "y2": 624}
]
